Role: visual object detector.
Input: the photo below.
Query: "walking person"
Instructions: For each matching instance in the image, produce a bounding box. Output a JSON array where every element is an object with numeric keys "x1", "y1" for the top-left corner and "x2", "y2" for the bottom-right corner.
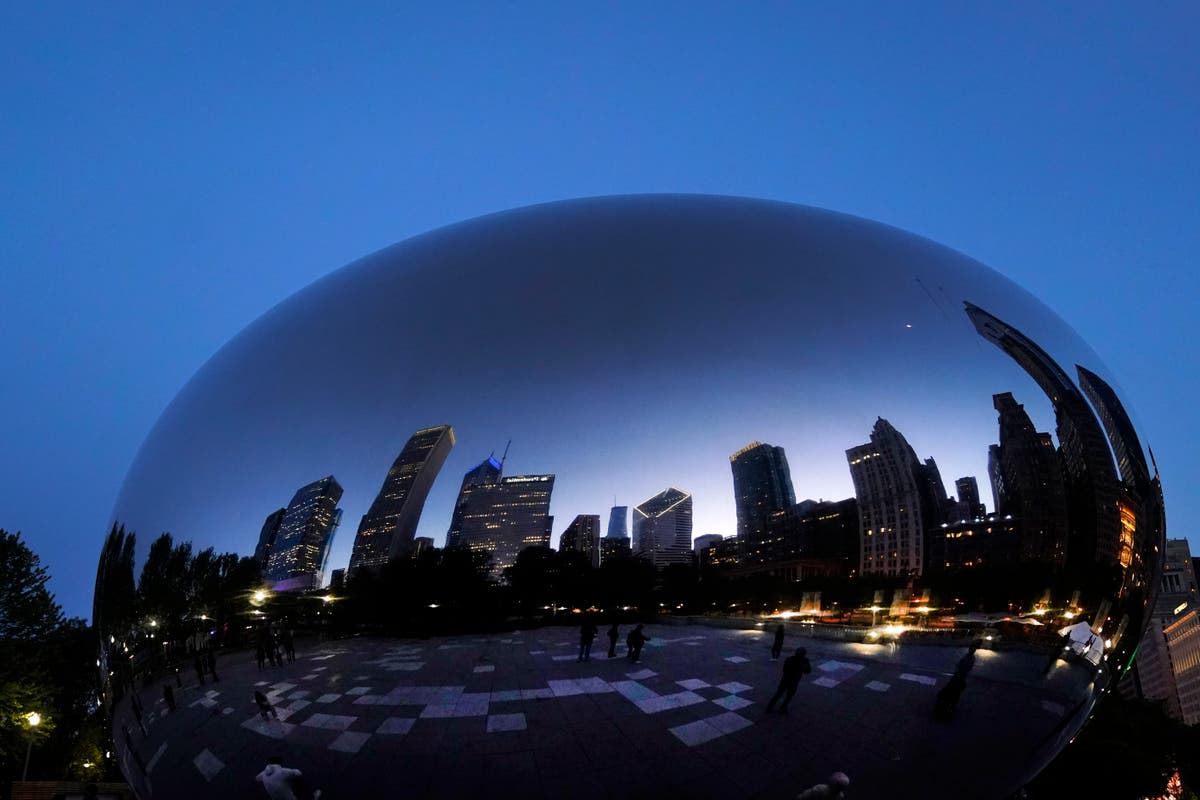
[
  {"x1": 765, "y1": 646, "x2": 812, "y2": 713},
  {"x1": 934, "y1": 640, "x2": 981, "y2": 721},
  {"x1": 626, "y1": 624, "x2": 650, "y2": 663},
  {"x1": 162, "y1": 683, "x2": 176, "y2": 712},
  {"x1": 192, "y1": 648, "x2": 206, "y2": 685},
  {"x1": 772, "y1": 623, "x2": 786, "y2": 660},
  {"x1": 578, "y1": 620, "x2": 598, "y2": 662},
  {"x1": 282, "y1": 627, "x2": 296, "y2": 663},
  {"x1": 607, "y1": 623, "x2": 620, "y2": 658},
  {"x1": 254, "y1": 690, "x2": 279, "y2": 721},
  {"x1": 207, "y1": 647, "x2": 220, "y2": 682},
  {"x1": 256, "y1": 640, "x2": 267, "y2": 670}
]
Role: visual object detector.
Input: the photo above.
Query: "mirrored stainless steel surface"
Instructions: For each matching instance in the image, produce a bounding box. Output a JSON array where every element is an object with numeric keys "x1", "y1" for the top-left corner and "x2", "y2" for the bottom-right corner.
[{"x1": 95, "y1": 195, "x2": 1164, "y2": 799}]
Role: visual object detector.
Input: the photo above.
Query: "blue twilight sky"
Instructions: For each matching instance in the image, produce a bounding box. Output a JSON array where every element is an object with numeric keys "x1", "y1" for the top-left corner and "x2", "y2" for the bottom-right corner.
[{"x1": 1, "y1": 4, "x2": 1196, "y2": 620}]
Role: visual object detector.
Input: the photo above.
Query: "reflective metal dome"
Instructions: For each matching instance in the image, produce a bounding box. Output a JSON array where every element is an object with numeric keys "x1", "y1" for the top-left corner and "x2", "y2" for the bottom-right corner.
[{"x1": 95, "y1": 195, "x2": 1164, "y2": 799}]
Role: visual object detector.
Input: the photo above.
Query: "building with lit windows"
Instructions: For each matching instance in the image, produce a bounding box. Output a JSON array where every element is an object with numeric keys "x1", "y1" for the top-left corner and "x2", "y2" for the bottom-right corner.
[
  {"x1": 633, "y1": 487, "x2": 693, "y2": 568},
  {"x1": 254, "y1": 507, "x2": 285, "y2": 571},
  {"x1": 348, "y1": 425, "x2": 455, "y2": 574},
  {"x1": 846, "y1": 418, "x2": 935, "y2": 577},
  {"x1": 446, "y1": 455, "x2": 503, "y2": 549},
  {"x1": 1123, "y1": 540, "x2": 1200, "y2": 724},
  {"x1": 559, "y1": 514, "x2": 602, "y2": 567},
  {"x1": 265, "y1": 475, "x2": 344, "y2": 591},
  {"x1": 729, "y1": 441, "x2": 795, "y2": 565},
  {"x1": 453, "y1": 472, "x2": 555, "y2": 579}
]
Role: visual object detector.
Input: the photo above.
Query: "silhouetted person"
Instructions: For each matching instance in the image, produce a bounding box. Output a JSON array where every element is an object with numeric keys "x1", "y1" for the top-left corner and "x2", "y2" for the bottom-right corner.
[
  {"x1": 193, "y1": 649, "x2": 206, "y2": 685},
  {"x1": 772, "y1": 624, "x2": 786, "y2": 660},
  {"x1": 255, "y1": 690, "x2": 279, "y2": 721},
  {"x1": 766, "y1": 646, "x2": 812, "y2": 713},
  {"x1": 174, "y1": 664, "x2": 182, "y2": 688},
  {"x1": 797, "y1": 771, "x2": 850, "y2": 798},
  {"x1": 934, "y1": 640, "x2": 982, "y2": 721},
  {"x1": 207, "y1": 647, "x2": 220, "y2": 681},
  {"x1": 626, "y1": 624, "x2": 649, "y2": 663},
  {"x1": 282, "y1": 627, "x2": 296, "y2": 663},
  {"x1": 607, "y1": 623, "x2": 620, "y2": 658},
  {"x1": 273, "y1": 630, "x2": 285, "y2": 665},
  {"x1": 162, "y1": 683, "x2": 176, "y2": 712},
  {"x1": 578, "y1": 621, "x2": 598, "y2": 662},
  {"x1": 256, "y1": 642, "x2": 267, "y2": 670}
]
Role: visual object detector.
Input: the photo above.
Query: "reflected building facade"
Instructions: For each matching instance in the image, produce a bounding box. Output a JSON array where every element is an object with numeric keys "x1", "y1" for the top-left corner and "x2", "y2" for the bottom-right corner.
[
  {"x1": 633, "y1": 487, "x2": 693, "y2": 568},
  {"x1": 348, "y1": 425, "x2": 455, "y2": 574},
  {"x1": 559, "y1": 514, "x2": 601, "y2": 568},
  {"x1": 453, "y1": 472, "x2": 555, "y2": 578},
  {"x1": 966, "y1": 302, "x2": 1122, "y2": 571},
  {"x1": 988, "y1": 392, "x2": 1069, "y2": 566},
  {"x1": 846, "y1": 418, "x2": 938, "y2": 577},
  {"x1": 730, "y1": 441, "x2": 795, "y2": 565},
  {"x1": 446, "y1": 455, "x2": 503, "y2": 549},
  {"x1": 254, "y1": 507, "x2": 285, "y2": 571},
  {"x1": 264, "y1": 475, "x2": 344, "y2": 591}
]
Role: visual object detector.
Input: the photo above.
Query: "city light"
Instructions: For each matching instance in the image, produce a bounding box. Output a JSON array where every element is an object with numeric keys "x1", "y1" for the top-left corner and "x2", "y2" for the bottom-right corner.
[
  {"x1": 26, "y1": 712, "x2": 40, "y2": 727},
  {"x1": 253, "y1": 589, "x2": 268, "y2": 603}
]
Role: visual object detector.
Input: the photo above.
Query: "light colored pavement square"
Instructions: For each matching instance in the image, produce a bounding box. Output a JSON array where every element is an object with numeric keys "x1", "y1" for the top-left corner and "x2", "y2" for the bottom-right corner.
[
  {"x1": 314, "y1": 693, "x2": 341, "y2": 703},
  {"x1": 473, "y1": 665, "x2": 495, "y2": 673},
  {"x1": 346, "y1": 686, "x2": 372, "y2": 695},
  {"x1": 713, "y1": 695, "x2": 753, "y2": 711},
  {"x1": 376, "y1": 717, "x2": 416, "y2": 735},
  {"x1": 302, "y1": 713, "x2": 357, "y2": 731},
  {"x1": 576, "y1": 677, "x2": 614, "y2": 694},
  {"x1": 269, "y1": 682, "x2": 297, "y2": 693},
  {"x1": 813, "y1": 677, "x2": 839, "y2": 688},
  {"x1": 549, "y1": 679, "x2": 585, "y2": 697},
  {"x1": 486, "y1": 713, "x2": 528, "y2": 733},
  {"x1": 724, "y1": 656, "x2": 749, "y2": 664},
  {"x1": 717, "y1": 681, "x2": 752, "y2": 694},
  {"x1": 193, "y1": 748, "x2": 224, "y2": 782},
  {"x1": 285, "y1": 699, "x2": 312, "y2": 712},
  {"x1": 287, "y1": 690, "x2": 310, "y2": 699},
  {"x1": 866, "y1": 681, "x2": 890, "y2": 692},
  {"x1": 490, "y1": 689, "x2": 523, "y2": 702},
  {"x1": 300, "y1": 673, "x2": 318, "y2": 680},
  {"x1": 707, "y1": 711, "x2": 753, "y2": 735},
  {"x1": 520, "y1": 688, "x2": 554, "y2": 700},
  {"x1": 899, "y1": 673, "x2": 937, "y2": 686},
  {"x1": 637, "y1": 691, "x2": 706, "y2": 714},
  {"x1": 241, "y1": 714, "x2": 296, "y2": 739},
  {"x1": 677, "y1": 679, "x2": 710, "y2": 690},
  {"x1": 626, "y1": 669, "x2": 657, "y2": 679},
  {"x1": 669, "y1": 718, "x2": 724, "y2": 747},
  {"x1": 611, "y1": 681, "x2": 656, "y2": 702},
  {"x1": 329, "y1": 731, "x2": 371, "y2": 753}
]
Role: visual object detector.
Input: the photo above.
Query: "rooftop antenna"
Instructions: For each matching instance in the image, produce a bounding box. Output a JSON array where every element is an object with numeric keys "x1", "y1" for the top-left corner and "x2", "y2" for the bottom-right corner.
[{"x1": 499, "y1": 440, "x2": 511, "y2": 472}]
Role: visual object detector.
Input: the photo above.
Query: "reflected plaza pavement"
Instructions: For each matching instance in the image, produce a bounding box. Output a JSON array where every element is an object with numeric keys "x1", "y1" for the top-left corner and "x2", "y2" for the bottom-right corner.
[{"x1": 120, "y1": 622, "x2": 1091, "y2": 800}]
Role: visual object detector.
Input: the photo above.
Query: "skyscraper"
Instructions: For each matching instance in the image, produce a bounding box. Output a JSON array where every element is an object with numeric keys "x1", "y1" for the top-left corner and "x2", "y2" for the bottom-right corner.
[
  {"x1": 254, "y1": 507, "x2": 286, "y2": 572},
  {"x1": 966, "y1": 302, "x2": 1122, "y2": 570},
  {"x1": 846, "y1": 418, "x2": 929, "y2": 577},
  {"x1": 633, "y1": 487, "x2": 693, "y2": 568},
  {"x1": 953, "y1": 477, "x2": 985, "y2": 520},
  {"x1": 990, "y1": 392, "x2": 1070, "y2": 566},
  {"x1": 348, "y1": 425, "x2": 455, "y2": 574},
  {"x1": 446, "y1": 456, "x2": 503, "y2": 549},
  {"x1": 607, "y1": 505, "x2": 629, "y2": 540},
  {"x1": 453, "y1": 473, "x2": 555, "y2": 579},
  {"x1": 559, "y1": 514, "x2": 602, "y2": 568},
  {"x1": 265, "y1": 475, "x2": 344, "y2": 591},
  {"x1": 1123, "y1": 540, "x2": 1200, "y2": 724},
  {"x1": 729, "y1": 441, "x2": 796, "y2": 564}
]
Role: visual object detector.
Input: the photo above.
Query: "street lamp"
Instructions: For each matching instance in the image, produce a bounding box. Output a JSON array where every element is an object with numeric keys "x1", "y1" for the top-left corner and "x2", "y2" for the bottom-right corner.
[{"x1": 22, "y1": 711, "x2": 41, "y2": 781}]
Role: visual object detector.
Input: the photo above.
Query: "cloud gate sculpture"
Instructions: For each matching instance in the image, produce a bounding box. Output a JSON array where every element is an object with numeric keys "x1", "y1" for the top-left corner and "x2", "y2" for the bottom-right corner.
[{"x1": 95, "y1": 195, "x2": 1164, "y2": 799}]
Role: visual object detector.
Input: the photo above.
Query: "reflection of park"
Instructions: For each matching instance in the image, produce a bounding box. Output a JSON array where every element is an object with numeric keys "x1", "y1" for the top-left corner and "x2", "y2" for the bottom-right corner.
[{"x1": 108, "y1": 618, "x2": 1102, "y2": 800}]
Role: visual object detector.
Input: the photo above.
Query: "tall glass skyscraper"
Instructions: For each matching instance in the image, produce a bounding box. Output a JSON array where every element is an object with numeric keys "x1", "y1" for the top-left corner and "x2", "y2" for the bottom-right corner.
[
  {"x1": 265, "y1": 475, "x2": 344, "y2": 591},
  {"x1": 348, "y1": 425, "x2": 455, "y2": 574},
  {"x1": 729, "y1": 441, "x2": 795, "y2": 564},
  {"x1": 633, "y1": 487, "x2": 693, "y2": 568},
  {"x1": 446, "y1": 456, "x2": 503, "y2": 549},
  {"x1": 559, "y1": 514, "x2": 601, "y2": 568}
]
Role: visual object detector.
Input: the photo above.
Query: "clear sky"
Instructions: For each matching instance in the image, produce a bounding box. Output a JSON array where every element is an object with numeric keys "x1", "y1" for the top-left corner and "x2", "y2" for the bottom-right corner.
[{"x1": 2, "y1": 4, "x2": 1196, "y2": 620}]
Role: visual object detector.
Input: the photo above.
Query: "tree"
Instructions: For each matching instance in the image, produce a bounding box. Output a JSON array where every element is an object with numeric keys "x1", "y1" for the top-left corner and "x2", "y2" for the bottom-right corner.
[{"x1": 0, "y1": 530, "x2": 64, "y2": 779}]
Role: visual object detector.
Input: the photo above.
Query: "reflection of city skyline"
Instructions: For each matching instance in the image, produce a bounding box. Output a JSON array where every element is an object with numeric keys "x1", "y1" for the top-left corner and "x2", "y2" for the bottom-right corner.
[{"x1": 237, "y1": 301, "x2": 1158, "y2": 611}]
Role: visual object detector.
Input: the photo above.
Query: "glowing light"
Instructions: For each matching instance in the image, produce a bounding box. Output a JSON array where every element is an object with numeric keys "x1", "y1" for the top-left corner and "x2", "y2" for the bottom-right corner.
[
  {"x1": 26, "y1": 712, "x2": 40, "y2": 727},
  {"x1": 253, "y1": 590, "x2": 268, "y2": 603}
]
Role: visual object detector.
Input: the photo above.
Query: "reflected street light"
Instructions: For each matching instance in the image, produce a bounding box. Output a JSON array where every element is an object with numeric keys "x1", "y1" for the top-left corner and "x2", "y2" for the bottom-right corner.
[{"x1": 22, "y1": 711, "x2": 41, "y2": 781}]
